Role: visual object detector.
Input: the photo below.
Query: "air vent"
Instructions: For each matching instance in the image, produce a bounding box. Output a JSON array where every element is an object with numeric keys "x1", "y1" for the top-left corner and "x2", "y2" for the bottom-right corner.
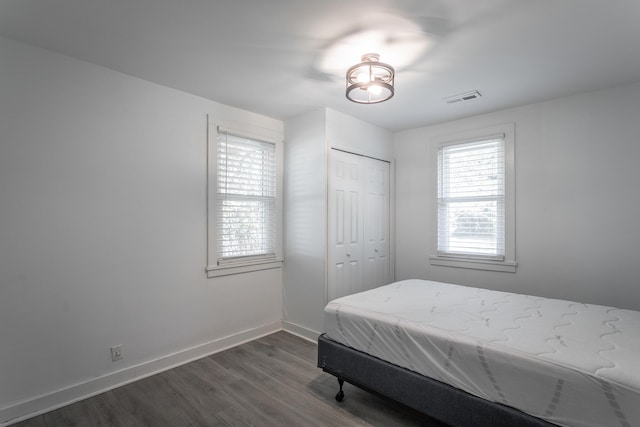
[{"x1": 443, "y1": 90, "x2": 482, "y2": 104}]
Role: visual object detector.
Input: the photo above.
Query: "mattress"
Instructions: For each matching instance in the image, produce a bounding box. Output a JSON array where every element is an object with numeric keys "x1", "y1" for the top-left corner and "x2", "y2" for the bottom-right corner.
[{"x1": 323, "y1": 279, "x2": 640, "y2": 427}]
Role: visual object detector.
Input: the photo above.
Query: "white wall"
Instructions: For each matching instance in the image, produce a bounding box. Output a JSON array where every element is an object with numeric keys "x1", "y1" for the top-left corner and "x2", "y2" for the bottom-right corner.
[
  {"x1": 283, "y1": 108, "x2": 393, "y2": 337},
  {"x1": 394, "y1": 82, "x2": 640, "y2": 311},
  {"x1": 0, "y1": 36, "x2": 283, "y2": 424},
  {"x1": 282, "y1": 108, "x2": 328, "y2": 337},
  {"x1": 325, "y1": 108, "x2": 394, "y2": 160}
]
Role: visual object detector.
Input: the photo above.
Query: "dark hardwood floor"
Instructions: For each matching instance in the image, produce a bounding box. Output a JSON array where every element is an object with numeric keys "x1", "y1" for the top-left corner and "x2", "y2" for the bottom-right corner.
[{"x1": 15, "y1": 332, "x2": 446, "y2": 426}]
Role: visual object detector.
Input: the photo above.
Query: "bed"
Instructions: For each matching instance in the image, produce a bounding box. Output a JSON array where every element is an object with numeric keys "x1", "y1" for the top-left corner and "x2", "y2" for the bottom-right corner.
[{"x1": 317, "y1": 279, "x2": 640, "y2": 427}]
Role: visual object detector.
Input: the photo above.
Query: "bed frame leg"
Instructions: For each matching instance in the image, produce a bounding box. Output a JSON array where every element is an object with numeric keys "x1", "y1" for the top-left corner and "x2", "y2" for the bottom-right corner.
[{"x1": 335, "y1": 378, "x2": 345, "y2": 402}]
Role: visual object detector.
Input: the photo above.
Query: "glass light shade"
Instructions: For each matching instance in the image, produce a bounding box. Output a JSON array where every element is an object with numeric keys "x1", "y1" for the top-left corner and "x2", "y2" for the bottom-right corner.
[{"x1": 346, "y1": 53, "x2": 395, "y2": 104}]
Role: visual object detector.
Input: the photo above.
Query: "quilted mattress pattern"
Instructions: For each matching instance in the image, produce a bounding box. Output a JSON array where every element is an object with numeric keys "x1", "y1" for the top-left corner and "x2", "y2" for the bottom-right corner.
[{"x1": 323, "y1": 279, "x2": 640, "y2": 427}]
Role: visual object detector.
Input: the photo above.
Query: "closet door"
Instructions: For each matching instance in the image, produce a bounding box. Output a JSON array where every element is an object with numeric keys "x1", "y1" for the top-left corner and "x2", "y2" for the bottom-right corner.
[
  {"x1": 363, "y1": 157, "x2": 390, "y2": 290},
  {"x1": 328, "y1": 149, "x2": 390, "y2": 302},
  {"x1": 328, "y1": 150, "x2": 363, "y2": 302}
]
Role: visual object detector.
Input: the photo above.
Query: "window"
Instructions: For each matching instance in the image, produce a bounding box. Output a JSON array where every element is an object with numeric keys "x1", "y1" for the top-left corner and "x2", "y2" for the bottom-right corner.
[
  {"x1": 438, "y1": 137, "x2": 505, "y2": 258},
  {"x1": 207, "y1": 123, "x2": 283, "y2": 277},
  {"x1": 430, "y1": 124, "x2": 516, "y2": 272}
]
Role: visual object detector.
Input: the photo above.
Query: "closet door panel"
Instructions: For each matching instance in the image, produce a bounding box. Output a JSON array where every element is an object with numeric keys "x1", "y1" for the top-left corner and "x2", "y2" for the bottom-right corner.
[
  {"x1": 363, "y1": 157, "x2": 390, "y2": 289},
  {"x1": 328, "y1": 150, "x2": 363, "y2": 302}
]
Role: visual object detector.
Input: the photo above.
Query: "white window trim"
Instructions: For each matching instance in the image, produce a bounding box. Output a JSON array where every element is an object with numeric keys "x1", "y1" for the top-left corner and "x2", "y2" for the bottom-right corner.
[
  {"x1": 206, "y1": 118, "x2": 284, "y2": 278},
  {"x1": 429, "y1": 123, "x2": 517, "y2": 273}
]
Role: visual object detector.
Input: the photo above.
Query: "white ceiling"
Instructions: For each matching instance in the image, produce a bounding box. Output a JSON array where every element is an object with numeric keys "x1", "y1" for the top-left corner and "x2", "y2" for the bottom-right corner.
[{"x1": 1, "y1": 0, "x2": 640, "y2": 131}]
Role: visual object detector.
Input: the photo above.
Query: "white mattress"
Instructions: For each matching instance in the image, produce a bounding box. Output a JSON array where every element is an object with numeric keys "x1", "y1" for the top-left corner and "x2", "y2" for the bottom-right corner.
[{"x1": 324, "y1": 279, "x2": 640, "y2": 427}]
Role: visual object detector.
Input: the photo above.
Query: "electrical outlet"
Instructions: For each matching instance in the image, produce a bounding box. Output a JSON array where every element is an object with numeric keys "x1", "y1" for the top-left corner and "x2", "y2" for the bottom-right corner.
[{"x1": 110, "y1": 345, "x2": 123, "y2": 362}]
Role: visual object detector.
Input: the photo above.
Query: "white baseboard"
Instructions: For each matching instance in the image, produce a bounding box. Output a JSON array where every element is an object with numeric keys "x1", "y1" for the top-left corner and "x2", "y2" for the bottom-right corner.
[
  {"x1": 0, "y1": 321, "x2": 282, "y2": 426},
  {"x1": 282, "y1": 320, "x2": 320, "y2": 343}
]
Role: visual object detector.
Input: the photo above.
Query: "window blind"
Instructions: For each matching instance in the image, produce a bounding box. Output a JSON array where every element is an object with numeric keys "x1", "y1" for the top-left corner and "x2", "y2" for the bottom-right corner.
[
  {"x1": 217, "y1": 131, "x2": 277, "y2": 262},
  {"x1": 437, "y1": 136, "x2": 505, "y2": 259}
]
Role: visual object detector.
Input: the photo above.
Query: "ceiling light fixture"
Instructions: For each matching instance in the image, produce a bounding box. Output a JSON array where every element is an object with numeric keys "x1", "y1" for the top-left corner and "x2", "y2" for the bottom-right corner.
[{"x1": 346, "y1": 53, "x2": 395, "y2": 104}]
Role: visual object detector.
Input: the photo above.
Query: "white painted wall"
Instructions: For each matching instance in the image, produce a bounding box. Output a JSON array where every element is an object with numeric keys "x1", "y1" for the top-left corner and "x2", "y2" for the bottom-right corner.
[
  {"x1": 325, "y1": 108, "x2": 394, "y2": 160},
  {"x1": 394, "y1": 82, "x2": 640, "y2": 311},
  {"x1": 283, "y1": 109, "x2": 328, "y2": 337},
  {"x1": 283, "y1": 108, "x2": 393, "y2": 337},
  {"x1": 0, "y1": 36, "x2": 283, "y2": 424}
]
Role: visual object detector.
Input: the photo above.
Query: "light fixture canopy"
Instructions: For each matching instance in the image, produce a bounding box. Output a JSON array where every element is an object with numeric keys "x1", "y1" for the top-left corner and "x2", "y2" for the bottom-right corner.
[{"x1": 346, "y1": 53, "x2": 395, "y2": 104}]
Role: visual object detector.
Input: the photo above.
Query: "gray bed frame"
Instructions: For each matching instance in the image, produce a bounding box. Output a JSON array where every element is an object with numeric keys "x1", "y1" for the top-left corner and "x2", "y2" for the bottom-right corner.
[{"x1": 317, "y1": 333, "x2": 558, "y2": 427}]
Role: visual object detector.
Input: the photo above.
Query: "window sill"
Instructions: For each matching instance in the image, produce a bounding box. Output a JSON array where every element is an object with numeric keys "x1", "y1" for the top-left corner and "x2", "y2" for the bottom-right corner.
[
  {"x1": 429, "y1": 256, "x2": 517, "y2": 273},
  {"x1": 206, "y1": 260, "x2": 283, "y2": 278}
]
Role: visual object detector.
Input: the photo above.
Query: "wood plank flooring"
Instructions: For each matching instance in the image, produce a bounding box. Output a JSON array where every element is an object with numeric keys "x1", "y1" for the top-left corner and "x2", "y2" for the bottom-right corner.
[{"x1": 15, "y1": 332, "x2": 446, "y2": 426}]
